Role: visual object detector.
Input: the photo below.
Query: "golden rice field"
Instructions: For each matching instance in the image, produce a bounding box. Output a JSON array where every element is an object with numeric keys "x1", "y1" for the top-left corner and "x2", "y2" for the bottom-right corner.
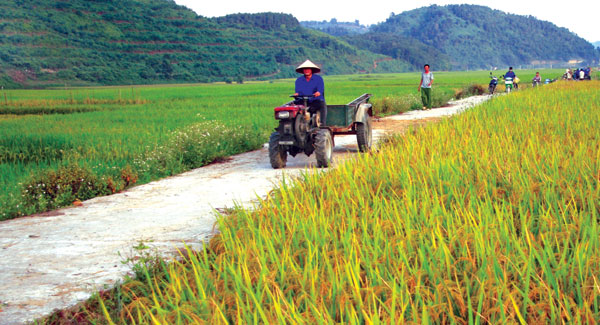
[{"x1": 48, "y1": 81, "x2": 600, "y2": 323}]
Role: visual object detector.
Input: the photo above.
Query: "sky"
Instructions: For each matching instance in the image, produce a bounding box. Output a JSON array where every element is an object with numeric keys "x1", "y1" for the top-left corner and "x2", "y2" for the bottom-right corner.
[{"x1": 173, "y1": 0, "x2": 600, "y2": 43}]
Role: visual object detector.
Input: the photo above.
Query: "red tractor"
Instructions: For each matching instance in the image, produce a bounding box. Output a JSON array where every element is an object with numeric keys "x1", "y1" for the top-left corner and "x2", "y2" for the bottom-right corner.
[{"x1": 269, "y1": 93, "x2": 373, "y2": 168}]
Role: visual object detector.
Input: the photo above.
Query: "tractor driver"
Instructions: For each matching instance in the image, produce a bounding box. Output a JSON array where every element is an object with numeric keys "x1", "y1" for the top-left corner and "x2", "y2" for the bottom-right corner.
[{"x1": 293, "y1": 60, "x2": 327, "y2": 126}]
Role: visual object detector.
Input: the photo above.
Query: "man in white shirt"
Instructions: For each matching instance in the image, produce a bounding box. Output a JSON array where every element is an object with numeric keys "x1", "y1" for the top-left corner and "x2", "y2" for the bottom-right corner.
[{"x1": 418, "y1": 64, "x2": 434, "y2": 110}]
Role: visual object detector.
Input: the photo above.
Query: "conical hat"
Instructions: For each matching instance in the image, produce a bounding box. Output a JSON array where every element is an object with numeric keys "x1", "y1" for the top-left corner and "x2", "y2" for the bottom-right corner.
[{"x1": 296, "y1": 60, "x2": 321, "y2": 73}]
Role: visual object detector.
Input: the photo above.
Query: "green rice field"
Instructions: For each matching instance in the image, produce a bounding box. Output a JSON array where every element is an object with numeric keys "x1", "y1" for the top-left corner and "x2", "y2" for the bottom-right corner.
[
  {"x1": 0, "y1": 69, "x2": 564, "y2": 219},
  {"x1": 46, "y1": 79, "x2": 599, "y2": 324}
]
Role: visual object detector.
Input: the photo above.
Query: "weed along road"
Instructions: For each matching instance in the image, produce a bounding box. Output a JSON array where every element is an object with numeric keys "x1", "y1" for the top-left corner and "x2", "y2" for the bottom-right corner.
[{"x1": 0, "y1": 95, "x2": 488, "y2": 323}]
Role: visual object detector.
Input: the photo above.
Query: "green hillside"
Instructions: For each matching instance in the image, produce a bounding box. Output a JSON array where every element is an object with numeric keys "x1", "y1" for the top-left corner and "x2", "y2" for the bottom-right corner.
[
  {"x1": 0, "y1": 0, "x2": 409, "y2": 88},
  {"x1": 305, "y1": 5, "x2": 599, "y2": 70},
  {"x1": 368, "y1": 5, "x2": 599, "y2": 70},
  {"x1": 343, "y1": 32, "x2": 453, "y2": 71}
]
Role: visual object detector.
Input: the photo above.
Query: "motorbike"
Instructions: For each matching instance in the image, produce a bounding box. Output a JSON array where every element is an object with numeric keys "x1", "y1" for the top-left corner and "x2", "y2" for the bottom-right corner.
[
  {"x1": 502, "y1": 75, "x2": 514, "y2": 93},
  {"x1": 532, "y1": 78, "x2": 541, "y2": 87},
  {"x1": 488, "y1": 72, "x2": 498, "y2": 94}
]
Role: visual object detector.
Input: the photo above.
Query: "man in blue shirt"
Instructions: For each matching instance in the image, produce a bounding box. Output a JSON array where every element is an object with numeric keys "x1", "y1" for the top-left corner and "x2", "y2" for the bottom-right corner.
[
  {"x1": 503, "y1": 67, "x2": 517, "y2": 91},
  {"x1": 293, "y1": 60, "x2": 326, "y2": 126},
  {"x1": 504, "y1": 67, "x2": 516, "y2": 80}
]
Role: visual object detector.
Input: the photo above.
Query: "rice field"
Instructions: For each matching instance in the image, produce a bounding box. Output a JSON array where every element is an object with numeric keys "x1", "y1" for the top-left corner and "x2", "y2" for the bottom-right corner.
[
  {"x1": 3, "y1": 70, "x2": 552, "y2": 220},
  {"x1": 40, "y1": 79, "x2": 600, "y2": 323}
]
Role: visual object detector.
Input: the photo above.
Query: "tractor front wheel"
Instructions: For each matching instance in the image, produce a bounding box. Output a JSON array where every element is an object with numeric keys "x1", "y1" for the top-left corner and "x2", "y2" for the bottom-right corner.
[
  {"x1": 269, "y1": 132, "x2": 287, "y2": 168},
  {"x1": 314, "y1": 129, "x2": 333, "y2": 168}
]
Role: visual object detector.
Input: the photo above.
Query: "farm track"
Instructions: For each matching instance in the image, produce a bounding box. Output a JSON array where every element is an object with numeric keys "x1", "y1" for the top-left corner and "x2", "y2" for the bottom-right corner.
[{"x1": 0, "y1": 95, "x2": 489, "y2": 324}]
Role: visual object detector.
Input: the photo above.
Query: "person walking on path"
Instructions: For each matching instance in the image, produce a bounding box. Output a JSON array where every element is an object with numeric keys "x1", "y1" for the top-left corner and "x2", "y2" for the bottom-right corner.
[{"x1": 418, "y1": 64, "x2": 434, "y2": 110}]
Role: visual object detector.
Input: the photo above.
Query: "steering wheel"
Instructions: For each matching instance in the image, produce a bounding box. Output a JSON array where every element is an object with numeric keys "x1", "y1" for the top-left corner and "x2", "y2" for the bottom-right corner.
[{"x1": 290, "y1": 94, "x2": 315, "y2": 99}]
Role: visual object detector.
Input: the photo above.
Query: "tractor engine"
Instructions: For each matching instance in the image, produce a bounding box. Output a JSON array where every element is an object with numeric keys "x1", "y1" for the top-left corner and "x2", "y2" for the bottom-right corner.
[{"x1": 273, "y1": 104, "x2": 312, "y2": 155}]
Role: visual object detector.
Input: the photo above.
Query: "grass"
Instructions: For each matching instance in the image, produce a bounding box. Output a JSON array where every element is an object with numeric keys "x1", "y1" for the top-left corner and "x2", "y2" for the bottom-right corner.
[
  {"x1": 0, "y1": 69, "x2": 561, "y2": 220},
  {"x1": 39, "y1": 80, "x2": 600, "y2": 323}
]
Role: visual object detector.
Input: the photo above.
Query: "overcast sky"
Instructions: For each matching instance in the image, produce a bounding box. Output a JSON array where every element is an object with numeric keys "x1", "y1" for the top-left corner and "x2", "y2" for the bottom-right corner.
[{"x1": 173, "y1": 0, "x2": 600, "y2": 43}]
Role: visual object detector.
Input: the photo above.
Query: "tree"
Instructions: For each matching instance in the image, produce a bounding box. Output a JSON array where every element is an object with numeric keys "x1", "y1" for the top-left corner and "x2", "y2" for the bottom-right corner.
[{"x1": 160, "y1": 59, "x2": 173, "y2": 79}]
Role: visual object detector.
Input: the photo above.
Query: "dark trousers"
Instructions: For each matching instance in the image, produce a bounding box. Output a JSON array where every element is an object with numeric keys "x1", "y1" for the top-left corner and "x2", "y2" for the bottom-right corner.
[
  {"x1": 308, "y1": 100, "x2": 327, "y2": 126},
  {"x1": 421, "y1": 88, "x2": 432, "y2": 109}
]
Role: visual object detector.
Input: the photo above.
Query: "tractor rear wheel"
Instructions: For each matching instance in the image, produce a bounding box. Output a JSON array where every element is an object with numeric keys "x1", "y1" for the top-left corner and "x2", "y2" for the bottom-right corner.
[
  {"x1": 356, "y1": 115, "x2": 372, "y2": 152},
  {"x1": 269, "y1": 132, "x2": 287, "y2": 168},
  {"x1": 314, "y1": 129, "x2": 332, "y2": 168}
]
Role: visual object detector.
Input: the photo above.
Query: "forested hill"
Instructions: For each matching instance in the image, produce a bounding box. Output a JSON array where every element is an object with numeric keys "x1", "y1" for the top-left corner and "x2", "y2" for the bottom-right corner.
[
  {"x1": 367, "y1": 5, "x2": 598, "y2": 70},
  {"x1": 306, "y1": 5, "x2": 599, "y2": 70},
  {"x1": 0, "y1": 0, "x2": 409, "y2": 88}
]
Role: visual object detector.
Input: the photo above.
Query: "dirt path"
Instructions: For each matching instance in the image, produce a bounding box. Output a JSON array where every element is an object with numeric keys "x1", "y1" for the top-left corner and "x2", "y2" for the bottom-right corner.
[{"x1": 0, "y1": 95, "x2": 490, "y2": 324}]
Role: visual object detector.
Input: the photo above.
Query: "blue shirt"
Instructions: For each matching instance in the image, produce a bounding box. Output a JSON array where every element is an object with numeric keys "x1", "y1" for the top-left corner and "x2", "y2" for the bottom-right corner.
[
  {"x1": 505, "y1": 71, "x2": 516, "y2": 79},
  {"x1": 295, "y1": 74, "x2": 325, "y2": 103}
]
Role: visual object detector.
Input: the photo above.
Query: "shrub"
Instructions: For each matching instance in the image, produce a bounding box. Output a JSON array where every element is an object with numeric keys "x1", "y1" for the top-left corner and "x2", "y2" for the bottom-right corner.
[
  {"x1": 431, "y1": 89, "x2": 454, "y2": 107},
  {"x1": 371, "y1": 89, "x2": 457, "y2": 116},
  {"x1": 21, "y1": 164, "x2": 112, "y2": 212},
  {"x1": 454, "y1": 83, "x2": 486, "y2": 99},
  {"x1": 137, "y1": 121, "x2": 265, "y2": 177},
  {"x1": 371, "y1": 94, "x2": 420, "y2": 116}
]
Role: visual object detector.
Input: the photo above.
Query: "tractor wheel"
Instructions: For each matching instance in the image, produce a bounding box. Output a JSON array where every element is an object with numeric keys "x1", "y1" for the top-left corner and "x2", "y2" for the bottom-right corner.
[
  {"x1": 269, "y1": 132, "x2": 287, "y2": 169},
  {"x1": 356, "y1": 116, "x2": 372, "y2": 153},
  {"x1": 314, "y1": 129, "x2": 333, "y2": 168}
]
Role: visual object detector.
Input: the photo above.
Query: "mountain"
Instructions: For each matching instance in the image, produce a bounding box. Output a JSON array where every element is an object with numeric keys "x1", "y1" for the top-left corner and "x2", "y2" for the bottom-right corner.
[
  {"x1": 368, "y1": 5, "x2": 598, "y2": 70},
  {"x1": 0, "y1": 0, "x2": 409, "y2": 88},
  {"x1": 304, "y1": 5, "x2": 599, "y2": 70}
]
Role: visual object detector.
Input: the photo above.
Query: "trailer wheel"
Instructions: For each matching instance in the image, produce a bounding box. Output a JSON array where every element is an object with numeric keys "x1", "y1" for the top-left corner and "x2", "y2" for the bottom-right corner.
[
  {"x1": 314, "y1": 129, "x2": 332, "y2": 168},
  {"x1": 356, "y1": 115, "x2": 372, "y2": 152},
  {"x1": 269, "y1": 132, "x2": 287, "y2": 168}
]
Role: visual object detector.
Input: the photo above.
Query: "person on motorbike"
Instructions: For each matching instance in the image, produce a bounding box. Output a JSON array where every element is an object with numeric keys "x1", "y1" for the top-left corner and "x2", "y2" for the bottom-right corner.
[
  {"x1": 488, "y1": 72, "x2": 499, "y2": 94},
  {"x1": 503, "y1": 67, "x2": 516, "y2": 92},
  {"x1": 293, "y1": 60, "x2": 326, "y2": 126},
  {"x1": 532, "y1": 72, "x2": 541, "y2": 87},
  {"x1": 563, "y1": 69, "x2": 572, "y2": 80},
  {"x1": 504, "y1": 67, "x2": 516, "y2": 80}
]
